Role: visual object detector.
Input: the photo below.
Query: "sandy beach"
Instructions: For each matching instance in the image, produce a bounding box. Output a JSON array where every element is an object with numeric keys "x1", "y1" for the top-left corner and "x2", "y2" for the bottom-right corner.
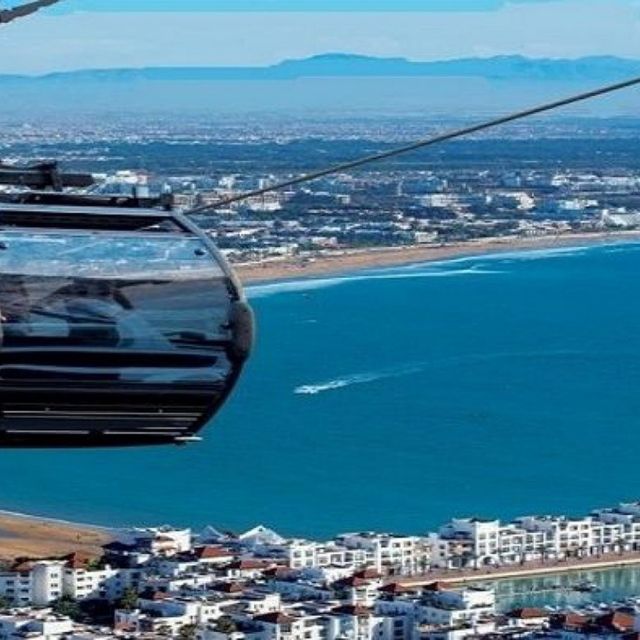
[
  {"x1": 0, "y1": 512, "x2": 112, "y2": 561},
  {"x1": 236, "y1": 230, "x2": 640, "y2": 284}
]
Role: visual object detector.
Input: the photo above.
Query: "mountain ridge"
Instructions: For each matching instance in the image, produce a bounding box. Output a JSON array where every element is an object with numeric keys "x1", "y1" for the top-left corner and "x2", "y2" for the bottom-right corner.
[{"x1": 3, "y1": 53, "x2": 640, "y2": 83}]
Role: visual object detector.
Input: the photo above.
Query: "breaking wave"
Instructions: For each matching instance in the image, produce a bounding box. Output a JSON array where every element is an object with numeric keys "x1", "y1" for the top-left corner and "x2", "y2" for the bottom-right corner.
[
  {"x1": 247, "y1": 267, "x2": 500, "y2": 299},
  {"x1": 246, "y1": 242, "x2": 637, "y2": 300}
]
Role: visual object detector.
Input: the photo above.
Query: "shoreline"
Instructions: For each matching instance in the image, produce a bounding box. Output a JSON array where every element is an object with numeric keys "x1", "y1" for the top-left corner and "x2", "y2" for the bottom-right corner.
[
  {"x1": 235, "y1": 230, "x2": 640, "y2": 285},
  {"x1": 0, "y1": 510, "x2": 113, "y2": 561},
  {"x1": 0, "y1": 509, "x2": 114, "y2": 533}
]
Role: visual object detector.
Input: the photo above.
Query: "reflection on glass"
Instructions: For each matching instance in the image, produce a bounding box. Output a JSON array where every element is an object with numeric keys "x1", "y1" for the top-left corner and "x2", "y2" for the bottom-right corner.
[{"x1": 0, "y1": 232, "x2": 232, "y2": 352}]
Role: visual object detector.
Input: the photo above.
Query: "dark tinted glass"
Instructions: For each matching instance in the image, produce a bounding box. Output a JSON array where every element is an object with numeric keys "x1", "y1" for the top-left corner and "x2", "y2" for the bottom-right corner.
[{"x1": 0, "y1": 231, "x2": 232, "y2": 353}]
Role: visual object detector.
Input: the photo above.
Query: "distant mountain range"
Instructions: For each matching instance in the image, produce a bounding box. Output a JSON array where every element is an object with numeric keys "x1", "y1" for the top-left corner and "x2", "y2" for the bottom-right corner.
[
  {"x1": 3, "y1": 53, "x2": 640, "y2": 83},
  {"x1": 2, "y1": 54, "x2": 639, "y2": 115}
]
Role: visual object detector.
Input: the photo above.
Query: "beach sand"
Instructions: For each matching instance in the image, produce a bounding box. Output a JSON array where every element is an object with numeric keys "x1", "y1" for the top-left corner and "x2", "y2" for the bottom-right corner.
[
  {"x1": 0, "y1": 512, "x2": 112, "y2": 561},
  {"x1": 236, "y1": 231, "x2": 640, "y2": 284}
]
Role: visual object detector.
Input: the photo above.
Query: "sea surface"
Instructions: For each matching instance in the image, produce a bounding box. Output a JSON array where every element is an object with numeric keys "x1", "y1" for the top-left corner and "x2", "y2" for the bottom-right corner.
[
  {"x1": 494, "y1": 566, "x2": 640, "y2": 611},
  {"x1": 2, "y1": 242, "x2": 640, "y2": 540}
]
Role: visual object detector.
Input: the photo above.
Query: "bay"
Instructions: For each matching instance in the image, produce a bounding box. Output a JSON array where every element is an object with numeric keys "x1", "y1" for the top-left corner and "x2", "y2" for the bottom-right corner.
[{"x1": 1, "y1": 242, "x2": 640, "y2": 540}]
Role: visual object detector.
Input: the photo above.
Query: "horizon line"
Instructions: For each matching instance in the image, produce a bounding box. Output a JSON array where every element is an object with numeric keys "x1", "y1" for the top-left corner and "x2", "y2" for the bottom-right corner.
[{"x1": 2, "y1": 52, "x2": 639, "y2": 79}]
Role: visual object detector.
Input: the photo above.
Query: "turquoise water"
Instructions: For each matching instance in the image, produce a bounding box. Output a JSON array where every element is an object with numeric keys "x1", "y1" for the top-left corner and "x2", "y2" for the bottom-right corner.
[{"x1": 2, "y1": 242, "x2": 640, "y2": 538}]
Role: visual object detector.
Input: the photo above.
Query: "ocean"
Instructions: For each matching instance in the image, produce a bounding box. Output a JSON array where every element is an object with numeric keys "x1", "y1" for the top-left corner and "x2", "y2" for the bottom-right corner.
[{"x1": 2, "y1": 241, "x2": 640, "y2": 539}]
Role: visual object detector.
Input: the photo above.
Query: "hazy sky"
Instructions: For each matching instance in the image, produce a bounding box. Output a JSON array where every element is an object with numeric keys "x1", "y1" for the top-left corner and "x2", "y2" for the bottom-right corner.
[{"x1": 0, "y1": 0, "x2": 638, "y2": 74}]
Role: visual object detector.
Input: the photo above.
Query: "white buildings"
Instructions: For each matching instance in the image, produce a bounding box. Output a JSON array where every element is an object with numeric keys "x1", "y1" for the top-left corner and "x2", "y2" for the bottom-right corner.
[
  {"x1": 0, "y1": 555, "x2": 134, "y2": 607},
  {"x1": 0, "y1": 609, "x2": 74, "y2": 640},
  {"x1": 120, "y1": 527, "x2": 193, "y2": 556},
  {"x1": 0, "y1": 561, "x2": 63, "y2": 608},
  {"x1": 282, "y1": 539, "x2": 371, "y2": 572},
  {"x1": 337, "y1": 533, "x2": 431, "y2": 575},
  {"x1": 429, "y1": 504, "x2": 640, "y2": 569},
  {"x1": 376, "y1": 583, "x2": 495, "y2": 630},
  {"x1": 418, "y1": 584, "x2": 494, "y2": 627},
  {"x1": 601, "y1": 209, "x2": 640, "y2": 229}
]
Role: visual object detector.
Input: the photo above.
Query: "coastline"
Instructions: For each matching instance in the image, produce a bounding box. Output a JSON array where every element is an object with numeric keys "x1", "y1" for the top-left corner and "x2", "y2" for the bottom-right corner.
[
  {"x1": 235, "y1": 230, "x2": 640, "y2": 285},
  {"x1": 0, "y1": 511, "x2": 113, "y2": 561}
]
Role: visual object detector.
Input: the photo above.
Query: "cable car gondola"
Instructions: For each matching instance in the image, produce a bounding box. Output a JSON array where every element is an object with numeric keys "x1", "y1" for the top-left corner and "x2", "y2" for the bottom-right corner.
[
  {"x1": 0, "y1": 164, "x2": 254, "y2": 448},
  {"x1": 1, "y1": 75, "x2": 639, "y2": 449}
]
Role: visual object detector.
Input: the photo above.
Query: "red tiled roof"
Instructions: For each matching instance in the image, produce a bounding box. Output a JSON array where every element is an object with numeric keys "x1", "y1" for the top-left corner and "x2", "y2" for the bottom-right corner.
[
  {"x1": 211, "y1": 582, "x2": 246, "y2": 594},
  {"x1": 254, "y1": 612, "x2": 295, "y2": 625},
  {"x1": 64, "y1": 551, "x2": 97, "y2": 570},
  {"x1": 263, "y1": 567, "x2": 297, "y2": 579},
  {"x1": 379, "y1": 582, "x2": 413, "y2": 594},
  {"x1": 334, "y1": 576, "x2": 370, "y2": 588},
  {"x1": 560, "y1": 613, "x2": 590, "y2": 630},
  {"x1": 508, "y1": 608, "x2": 549, "y2": 620},
  {"x1": 194, "y1": 546, "x2": 234, "y2": 560},
  {"x1": 11, "y1": 560, "x2": 35, "y2": 573},
  {"x1": 597, "y1": 612, "x2": 635, "y2": 632},
  {"x1": 353, "y1": 568, "x2": 382, "y2": 580}
]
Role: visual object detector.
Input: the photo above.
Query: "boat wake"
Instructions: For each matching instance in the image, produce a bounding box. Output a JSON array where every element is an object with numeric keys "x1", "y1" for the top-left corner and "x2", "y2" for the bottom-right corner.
[{"x1": 294, "y1": 365, "x2": 422, "y2": 395}]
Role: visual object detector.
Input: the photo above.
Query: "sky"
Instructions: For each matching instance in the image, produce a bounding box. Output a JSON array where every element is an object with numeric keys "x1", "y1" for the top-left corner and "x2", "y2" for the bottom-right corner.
[{"x1": 0, "y1": 0, "x2": 638, "y2": 74}]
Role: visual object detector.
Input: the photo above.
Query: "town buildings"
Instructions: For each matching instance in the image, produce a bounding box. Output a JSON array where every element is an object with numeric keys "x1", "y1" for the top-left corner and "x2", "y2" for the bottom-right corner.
[{"x1": 3, "y1": 502, "x2": 640, "y2": 638}]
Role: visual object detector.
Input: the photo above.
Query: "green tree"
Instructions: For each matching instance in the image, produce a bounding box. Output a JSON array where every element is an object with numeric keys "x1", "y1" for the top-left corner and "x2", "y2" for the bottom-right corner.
[
  {"x1": 118, "y1": 587, "x2": 139, "y2": 611},
  {"x1": 86, "y1": 557, "x2": 103, "y2": 571},
  {"x1": 179, "y1": 624, "x2": 198, "y2": 640},
  {"x1": 0, "y1": 595, "x2": 10, "y2": 609},
  {"x1": 52, "y1": 595, "x2": 81, "y2": 621},
  {"x1": 215, "y1": 616, "x2": 237, "y2": 634}
]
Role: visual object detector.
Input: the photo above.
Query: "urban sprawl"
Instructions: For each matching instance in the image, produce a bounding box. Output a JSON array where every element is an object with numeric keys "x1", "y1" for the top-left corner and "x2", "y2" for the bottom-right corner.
[{"x1": 3, "y1": 117, "x2": 640, "y2": 264}]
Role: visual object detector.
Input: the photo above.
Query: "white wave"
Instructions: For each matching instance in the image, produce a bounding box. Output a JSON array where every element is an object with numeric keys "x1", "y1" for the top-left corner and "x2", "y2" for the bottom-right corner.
[
  {"x1": 247, "y1": 267, "x2": 500, "y2": 299},
  {"x1": 295, "y1": 365, "x2": 422, "y2": 395},
  {"x1": 482, "y1": 246, "x2": 590, "y2": 262},
  {"x1": 369, "y1": 244, "x2": 591, "y2": 273},
  {"x1": 246, "y1": 278, "x2": 343, "y2": 299},
  {"x1": 247, "y1": 242, "x2": 631, "y2": 300},
  {"x1": 366, "y1": 267, "x2": 502, "y2": 280}
]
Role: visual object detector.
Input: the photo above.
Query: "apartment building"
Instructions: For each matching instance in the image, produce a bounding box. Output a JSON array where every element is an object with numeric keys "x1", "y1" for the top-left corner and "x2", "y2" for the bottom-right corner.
[{"x1": 336, "y1": 533, "x2": 432, "y2": 575}]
